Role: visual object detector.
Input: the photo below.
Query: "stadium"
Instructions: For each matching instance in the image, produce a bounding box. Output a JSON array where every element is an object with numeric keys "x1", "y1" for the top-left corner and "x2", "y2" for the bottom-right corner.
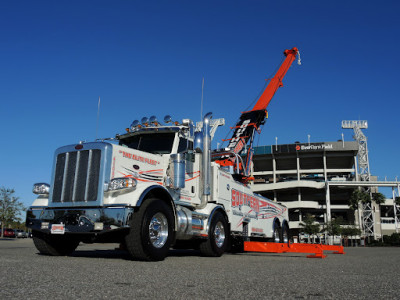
[{"x1": 249, "y1": 134, "x2": 400, "y2": 242}]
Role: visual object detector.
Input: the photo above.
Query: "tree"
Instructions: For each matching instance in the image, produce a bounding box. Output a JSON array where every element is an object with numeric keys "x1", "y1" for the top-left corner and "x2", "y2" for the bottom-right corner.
[
  {"x1": 349, "y1": 189, "x2": 362, "y2": 210},
  {"x1": 388, "y1": 233, "x2": 400, "y2": 246},
  {"x1": 348, "y1": 189, "x2": 371, "y2": 210},
  {"x1": 351, "y1": 190, "x2": 385, "y2": 206},
  {"x1": 372, "y1": 192, "x2": 386, "y2": 205},
  {"x1": 0, "y1": 187, "x2": 25, "y2": 237},
  {"x1": 299, "y1": 214, "x2": 320, "y2": 243},
  {"x1": 341, "y1": 226, "x2": 362, "y2": 246},
  {"x1": 323, "y1": 216, "x2": 344, "y2": 236},
  {"x1": 360, "y1": 190, "x2": 371, "y2": 204},
  {"x1": 341, "y1": 227, "x2": 352, "y2": 246}
]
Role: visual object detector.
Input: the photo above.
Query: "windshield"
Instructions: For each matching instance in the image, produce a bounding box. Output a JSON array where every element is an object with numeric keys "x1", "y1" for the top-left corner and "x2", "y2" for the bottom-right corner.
[{"x1": 119, "y1": 132, "x2": 175, "y2": 154}]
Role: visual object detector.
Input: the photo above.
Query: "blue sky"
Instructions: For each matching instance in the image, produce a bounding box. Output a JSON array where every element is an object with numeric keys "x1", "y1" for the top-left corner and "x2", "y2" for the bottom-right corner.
[{"x1": 1, "y1": 0, "x2": 400, "y2": 208}]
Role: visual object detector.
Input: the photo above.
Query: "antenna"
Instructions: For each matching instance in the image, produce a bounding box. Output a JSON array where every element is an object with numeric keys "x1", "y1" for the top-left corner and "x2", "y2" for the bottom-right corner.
[
  {"x1": 200, "y1": 77, "x2": 204, "y2": 120},
  {"x1": 96, "y1": 96, "x2": 100, "y2": 139}
]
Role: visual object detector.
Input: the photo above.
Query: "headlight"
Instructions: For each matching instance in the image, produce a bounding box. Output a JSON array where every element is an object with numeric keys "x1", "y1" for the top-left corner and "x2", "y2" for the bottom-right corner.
[
  {"x1": 107, "y1": 177, "x2": 137, "y2": 191},
  {"x1": 33, "y1": 183, "x2": 50, "y2": 195}
]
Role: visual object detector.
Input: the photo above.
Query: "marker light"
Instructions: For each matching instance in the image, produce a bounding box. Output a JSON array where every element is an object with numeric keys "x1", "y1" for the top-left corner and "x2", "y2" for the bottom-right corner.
[
  {"x1": 41, "y1": 222, "x2": 49, "y2": 229},
  {"x1": 130, "y1": 120, "x2": 140, "y2": 131},
  {"x1": 141, "y1": 117, "x2": 149, "y2": 126},
  {"x1": 33, "y1": 183, "x2": 50, "y2": 195},
  {"x1": 149, "y1": 115, "x2": 158, "y2": 125},
  {"x1": 164, "y1": 115, "x2": 172, "y2": 124}
]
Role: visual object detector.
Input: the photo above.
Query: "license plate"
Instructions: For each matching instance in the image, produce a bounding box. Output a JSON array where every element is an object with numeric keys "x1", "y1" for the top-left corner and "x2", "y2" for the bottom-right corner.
[{"x1": 51, "y1": 224, "x2": 65, "y2": 234}]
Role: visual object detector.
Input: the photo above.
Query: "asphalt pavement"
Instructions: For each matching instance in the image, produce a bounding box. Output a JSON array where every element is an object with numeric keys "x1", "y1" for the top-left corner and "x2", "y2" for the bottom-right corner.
[{"x1": 0, "y1": 238, "x2": 399, "y2": 299}]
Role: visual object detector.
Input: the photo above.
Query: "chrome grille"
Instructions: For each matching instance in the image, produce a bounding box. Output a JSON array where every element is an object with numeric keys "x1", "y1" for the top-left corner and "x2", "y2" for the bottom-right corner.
[{"x1": 52, "y1": 149, "x2": 101, "y2": 203}]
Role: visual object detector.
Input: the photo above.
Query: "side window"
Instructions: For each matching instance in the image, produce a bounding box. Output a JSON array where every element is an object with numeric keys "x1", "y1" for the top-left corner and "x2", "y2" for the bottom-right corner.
[
  {"x1": 188, "y1": 153, "x2": 195, "y2": 162},
  {"x1": 178, "y1": 138, "x2": 189, "y2": 153},
  {"x1": 178, "y1": 138, "x2": 195, "y2": 162}
]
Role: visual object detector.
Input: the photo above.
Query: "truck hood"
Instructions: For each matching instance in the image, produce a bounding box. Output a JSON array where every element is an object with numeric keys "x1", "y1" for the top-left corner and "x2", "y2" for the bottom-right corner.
[{"x1": 111, "y1": 144, "x2": 167, "y2": 185}]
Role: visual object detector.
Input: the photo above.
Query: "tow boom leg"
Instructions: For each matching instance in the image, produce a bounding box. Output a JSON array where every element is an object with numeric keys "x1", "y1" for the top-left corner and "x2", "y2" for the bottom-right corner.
[{"x1": 244, "y1": 241, "x2": 345, "y2": 259}]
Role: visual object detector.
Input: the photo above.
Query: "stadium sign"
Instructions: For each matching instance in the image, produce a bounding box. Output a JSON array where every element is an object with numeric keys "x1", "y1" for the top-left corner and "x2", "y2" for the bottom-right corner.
[{"x1": 296, "y1": 143, "x2": 333, "y2": 151}]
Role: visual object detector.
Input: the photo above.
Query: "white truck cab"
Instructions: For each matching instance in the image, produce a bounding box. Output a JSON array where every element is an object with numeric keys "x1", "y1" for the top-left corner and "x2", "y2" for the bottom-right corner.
[{"x1": 27, "y1": 113, "x2": 289, "y2": 261}]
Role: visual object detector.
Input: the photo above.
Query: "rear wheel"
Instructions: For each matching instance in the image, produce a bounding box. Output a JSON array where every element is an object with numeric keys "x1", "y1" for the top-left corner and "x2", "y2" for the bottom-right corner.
[
  {"x1": 32, "y1": 231, "x2": 80, "y2": 256},
  {"x1": 200, "y1": 212, "x2": 229, "y2": 257},
  {"x1": 281, "y1": 224, "x2": 290, "y2": 243},
  {"x1": 125, "y1": 198, "x2": 174, "y2": 261},
  {"x1": 272, "y1": 224, "x2": 281, "y2": 243}
]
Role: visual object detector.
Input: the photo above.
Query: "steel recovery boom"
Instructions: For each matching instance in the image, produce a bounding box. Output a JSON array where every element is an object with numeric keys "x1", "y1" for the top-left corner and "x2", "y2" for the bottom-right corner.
[
  {"x1": 223, "y1": 47, "x2": 299, "y2": 177},
  {"x1": 252, "y1": 47, "x2": 299, "y2": 111}
]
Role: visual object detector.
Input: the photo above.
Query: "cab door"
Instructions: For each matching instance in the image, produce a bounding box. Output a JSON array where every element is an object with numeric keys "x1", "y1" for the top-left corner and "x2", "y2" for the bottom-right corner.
[{"x1": 177, "y1": 137, "x2": 201, "y2": 205}]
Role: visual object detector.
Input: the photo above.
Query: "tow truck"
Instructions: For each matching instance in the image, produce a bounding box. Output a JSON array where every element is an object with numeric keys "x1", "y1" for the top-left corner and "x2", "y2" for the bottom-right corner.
[{"x1": 27, "y1": 48, "x2": 308, "y2": 261}]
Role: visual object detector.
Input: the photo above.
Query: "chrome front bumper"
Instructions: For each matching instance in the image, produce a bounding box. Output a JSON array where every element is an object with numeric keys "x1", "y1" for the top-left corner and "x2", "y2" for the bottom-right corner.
[{"x1": 26, "y1": 206, "x2": 134, "y2": 234}]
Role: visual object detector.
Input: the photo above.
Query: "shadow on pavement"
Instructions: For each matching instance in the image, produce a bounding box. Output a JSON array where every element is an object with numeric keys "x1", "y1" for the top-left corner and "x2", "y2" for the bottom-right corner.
[
  {"x1": 70, "y1": 249, "x2": 131, "y2": 259},
  {"x1": 68, "y1": 248, "x2": 203, "y2": 260}
]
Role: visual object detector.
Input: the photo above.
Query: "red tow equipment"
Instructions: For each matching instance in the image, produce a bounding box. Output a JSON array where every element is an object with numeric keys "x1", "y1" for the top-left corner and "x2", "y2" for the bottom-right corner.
[
  {"x1": 220, "y1": 47, "x2": 300, "y2": 179},
  {"x1": 244, "y1": 241, "x2": 345, "y2": 259},
  {"x1": 251, "y1": 47, "x2": 299, "y2": 111}
]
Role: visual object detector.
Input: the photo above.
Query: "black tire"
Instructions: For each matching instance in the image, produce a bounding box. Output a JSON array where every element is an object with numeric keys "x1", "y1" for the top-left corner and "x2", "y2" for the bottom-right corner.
[
  {"x1": 32, "y1": 231, "x2": 80, "y2": 256},
  {"x1": 281, "y1": 224, "x2": 290, "y2": 243},
  {"x1": 125, "y1": 198, "x2": 174, "y2": 261},
  {"x1": 200, "y1": 211, "x2": 229, "y2": 257},
  {"x1": 229, "y1": 235, "x2": 244, "y2": 253}
]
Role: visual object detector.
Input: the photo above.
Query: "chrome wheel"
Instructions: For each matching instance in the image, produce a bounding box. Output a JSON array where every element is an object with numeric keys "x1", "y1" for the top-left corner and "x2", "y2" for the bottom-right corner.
[
  {"x1": 149, "y1": 212, "x2": 168, "y2": 248},
  {"x1": 214, "y1": 221, "x2": 226, "y2": 248},
  {"x1": 273, "y1": 227, "x2": 281, "y2": 243},
  {"x1": 282, "y1": 227, "x2": 289, "y2": 243},
  {"x1": 126, "y1": 198, "x2": 174, "y2": 261},
  {"x1": 199, "y1": 212, "x2": 228, "y2": 257}
]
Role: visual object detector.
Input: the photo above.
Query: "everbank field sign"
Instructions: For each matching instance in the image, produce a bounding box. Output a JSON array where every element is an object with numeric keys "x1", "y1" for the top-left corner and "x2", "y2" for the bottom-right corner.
[{"x1": 296, "y1": 144, "x2": 333, "y2": 151}]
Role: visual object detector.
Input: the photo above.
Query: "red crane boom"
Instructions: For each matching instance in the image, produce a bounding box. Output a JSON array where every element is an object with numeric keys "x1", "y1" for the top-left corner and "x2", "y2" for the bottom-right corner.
[
  {"x1": 251, "y1": 47, "x2": 299, "y2": 111},
  {"x1": 219, "y1": 47, "x2": 299, "y2": 179}
]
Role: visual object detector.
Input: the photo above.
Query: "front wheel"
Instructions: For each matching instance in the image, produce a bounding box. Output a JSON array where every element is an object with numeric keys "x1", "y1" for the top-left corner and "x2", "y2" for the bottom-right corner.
[
  {"x1": 200, "y1": 211, "x2": 229, "y2": 257},
  {"x1": 125, "y1": 198, "x2": 174, "y2": 261}
]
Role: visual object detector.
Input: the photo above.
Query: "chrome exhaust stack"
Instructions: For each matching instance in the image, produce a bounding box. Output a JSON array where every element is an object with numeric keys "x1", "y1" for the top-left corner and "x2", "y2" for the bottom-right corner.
[{"x1": 195, "y1": 112, "x2": 212, "y2": 209}]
